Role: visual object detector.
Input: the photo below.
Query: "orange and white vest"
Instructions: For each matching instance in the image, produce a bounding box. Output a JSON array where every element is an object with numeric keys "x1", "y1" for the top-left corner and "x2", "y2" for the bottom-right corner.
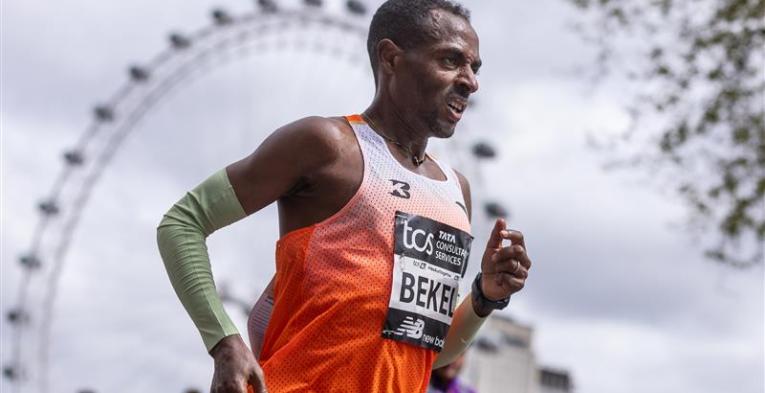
[{"x1": 259, "y1": 115, "x2": 473, "y2": 393}]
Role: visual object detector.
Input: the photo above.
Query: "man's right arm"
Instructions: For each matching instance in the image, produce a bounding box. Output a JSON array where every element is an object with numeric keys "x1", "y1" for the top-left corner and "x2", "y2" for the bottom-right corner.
[
  {"x1": 156, "y1": 116, "x2": 345, "y2": 392},
  {"x1": 157, "y1": 169, "x2": 248, "y2": 351}
]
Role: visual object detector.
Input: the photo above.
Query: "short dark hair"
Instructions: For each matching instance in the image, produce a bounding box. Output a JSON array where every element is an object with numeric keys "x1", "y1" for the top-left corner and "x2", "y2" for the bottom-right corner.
[{"x1": 367, "y1": 0, "x2": 471, "y2": 84}]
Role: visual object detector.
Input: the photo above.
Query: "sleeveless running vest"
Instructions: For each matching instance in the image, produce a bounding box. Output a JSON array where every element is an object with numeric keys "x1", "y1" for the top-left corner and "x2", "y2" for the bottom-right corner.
[{"x1": 259, "y1": 115, "x2": 473, "y2": 393}]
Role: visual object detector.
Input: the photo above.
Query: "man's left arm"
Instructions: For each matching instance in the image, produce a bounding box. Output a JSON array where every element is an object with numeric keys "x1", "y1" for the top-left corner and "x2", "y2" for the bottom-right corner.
[{"x1": 433, "y1": 171, "x2": 532, "y2": 369}]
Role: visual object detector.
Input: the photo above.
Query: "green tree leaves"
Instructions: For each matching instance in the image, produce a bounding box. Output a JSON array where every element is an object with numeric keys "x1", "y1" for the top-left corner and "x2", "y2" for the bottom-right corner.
[{"x1": 571, "y1": 0, "x2": 764, "y2": 267}]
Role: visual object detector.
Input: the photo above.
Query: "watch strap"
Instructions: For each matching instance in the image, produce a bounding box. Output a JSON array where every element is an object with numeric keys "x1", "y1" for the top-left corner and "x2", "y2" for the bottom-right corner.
[{"x1": 471, "y1": 272, "x2": 510, "y2": 317}]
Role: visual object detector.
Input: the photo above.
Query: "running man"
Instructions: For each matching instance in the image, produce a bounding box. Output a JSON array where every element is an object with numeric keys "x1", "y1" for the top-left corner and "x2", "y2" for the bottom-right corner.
[{"x1": 157, "y1": 1, "x2": 532, "y2": 392}]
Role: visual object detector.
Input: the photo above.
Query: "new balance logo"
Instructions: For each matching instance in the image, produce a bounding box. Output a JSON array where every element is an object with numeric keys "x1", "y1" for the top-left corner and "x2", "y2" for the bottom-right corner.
[
  {"x1": 394, "y1": 316, "x2": 425, "y2": 339},
  {"x1": 390, "y1": 179, "x2": 411, "y2": 199}
]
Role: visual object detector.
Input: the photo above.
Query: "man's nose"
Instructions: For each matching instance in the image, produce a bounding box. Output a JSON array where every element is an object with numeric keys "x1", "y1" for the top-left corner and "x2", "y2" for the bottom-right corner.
[{"x1": 459, "y1": 67, "x2": 479, "y2": 94}]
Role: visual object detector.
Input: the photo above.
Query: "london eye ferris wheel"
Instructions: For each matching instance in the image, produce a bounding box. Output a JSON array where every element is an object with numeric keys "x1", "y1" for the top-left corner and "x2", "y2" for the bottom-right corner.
[{"x1": 3, "y1": 1, "x2": 504, "y2": 392}]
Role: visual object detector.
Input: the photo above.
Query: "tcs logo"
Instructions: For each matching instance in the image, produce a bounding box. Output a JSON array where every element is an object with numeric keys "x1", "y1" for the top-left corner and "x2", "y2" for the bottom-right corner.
[{"x1": 402, "y1": 219, "x2": 434, "y2": 255}]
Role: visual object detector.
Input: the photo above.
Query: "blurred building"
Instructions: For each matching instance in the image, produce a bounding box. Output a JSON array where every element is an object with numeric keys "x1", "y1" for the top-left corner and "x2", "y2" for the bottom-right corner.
[
  {"x1": 462, "y1": 315, "x2": 573, "y2": 393},
  {"x1": 538, "y1": 367, "x2": 573, "y2": 393}
]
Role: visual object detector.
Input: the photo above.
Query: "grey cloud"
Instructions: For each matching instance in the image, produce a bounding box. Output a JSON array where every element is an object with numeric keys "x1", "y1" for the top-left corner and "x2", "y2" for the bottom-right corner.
[{"x1": 2, "y1": 1, "x2": 762, "y2": 393}]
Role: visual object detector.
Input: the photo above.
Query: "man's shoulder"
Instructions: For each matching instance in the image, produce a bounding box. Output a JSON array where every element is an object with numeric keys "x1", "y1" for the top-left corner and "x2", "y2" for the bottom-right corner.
[
  {"x1": 285, "y1": 115, "x2": 353, "y2": 136},
  {"x1": 271, "y1": 115, "x2": 356, "y2": 163},
  {"x1": 280, "y1": 115, "x2": 355, "y2": 148}
]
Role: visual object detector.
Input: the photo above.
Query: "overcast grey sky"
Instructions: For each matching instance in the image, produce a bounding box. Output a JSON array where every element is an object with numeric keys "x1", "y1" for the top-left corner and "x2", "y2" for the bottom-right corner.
[{"x1": 2, "y1": 0, "x2": 763, "y2": 392}]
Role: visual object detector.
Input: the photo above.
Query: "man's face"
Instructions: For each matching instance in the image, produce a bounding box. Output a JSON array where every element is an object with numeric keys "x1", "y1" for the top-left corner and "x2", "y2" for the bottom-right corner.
[{"x1": 391, "y1": 9, "x2": 481, "y2": 138}]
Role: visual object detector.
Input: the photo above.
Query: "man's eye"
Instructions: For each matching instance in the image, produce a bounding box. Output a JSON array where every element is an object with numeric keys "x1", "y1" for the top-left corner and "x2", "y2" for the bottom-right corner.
[{"x1": 443, "y1": 57, "x2": 458, "y2": 67}]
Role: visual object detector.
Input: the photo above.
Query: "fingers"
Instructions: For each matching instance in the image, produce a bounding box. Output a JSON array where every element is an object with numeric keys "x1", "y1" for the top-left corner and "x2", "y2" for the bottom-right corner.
[
  {"x1": 488, "y1": 222, "x2": 528, "y2": 265},
  {"x1": 211, "y1": 378, "x2": 249, "y2": 393},
  {"x1": 210, "y1": 354, "x2": 266, "y2": 393},
  {"x1": 247, "y1": 366, "x2": 268, "y2": 393},
  {"x1": 490, "y1": 258, "x2": 528, "y2": 279},
  {"x1": 246, "y1": 383, "x2": 267, "y2": 393},
  {"x1": 502, "y1": 228, "x2": 525, "y2": 248},
  {"x1": 492, "y1": 244, "x2": 531, "y2": 270},
  {"x1": 498, "y1": 271, "x2": 526, "y2": 290},
  {"x1": 483, "y1": 270, "x2": 526, "y2": 290},
  {"x1": 485, "y1": 218, "x2": 506, "y2": 250},
  {"x1": 246, "y1": 380, "x2": 266, "y2": 393}
]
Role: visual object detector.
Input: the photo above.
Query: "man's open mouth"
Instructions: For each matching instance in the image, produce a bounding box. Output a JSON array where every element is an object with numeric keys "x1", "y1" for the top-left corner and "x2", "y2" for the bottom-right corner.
[{"x1": 447, "y1": 100, "x2": 466, "y2": 114}]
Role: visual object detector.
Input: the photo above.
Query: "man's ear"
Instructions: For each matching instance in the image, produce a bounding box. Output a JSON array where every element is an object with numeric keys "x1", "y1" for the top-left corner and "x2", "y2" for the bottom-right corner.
[{"x1": 377, "y1": 38, "x2": 402, "y2": 78}]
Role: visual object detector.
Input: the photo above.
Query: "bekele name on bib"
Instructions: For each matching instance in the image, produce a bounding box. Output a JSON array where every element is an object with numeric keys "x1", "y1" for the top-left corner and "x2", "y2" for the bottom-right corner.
[{"x1": 382, "y1": 211, "x2": 473, "y2": 352}]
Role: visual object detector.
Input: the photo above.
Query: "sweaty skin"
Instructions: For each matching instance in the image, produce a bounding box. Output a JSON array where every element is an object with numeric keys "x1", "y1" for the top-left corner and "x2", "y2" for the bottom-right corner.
[{"x1": 159, "y1": 7, "x2": 532, "y2": 393}]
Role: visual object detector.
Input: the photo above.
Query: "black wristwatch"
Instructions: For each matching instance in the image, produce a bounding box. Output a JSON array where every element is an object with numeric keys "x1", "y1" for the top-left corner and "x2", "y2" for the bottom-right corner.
[{"x1": 471, "y1": 272, "x2": 510, "y2": 317}]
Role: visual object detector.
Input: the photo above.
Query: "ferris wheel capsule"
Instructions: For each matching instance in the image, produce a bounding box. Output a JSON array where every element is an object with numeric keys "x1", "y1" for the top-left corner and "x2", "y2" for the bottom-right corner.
[{"x1": 9, "y1": 2, "x2": 502, "y2": 392}]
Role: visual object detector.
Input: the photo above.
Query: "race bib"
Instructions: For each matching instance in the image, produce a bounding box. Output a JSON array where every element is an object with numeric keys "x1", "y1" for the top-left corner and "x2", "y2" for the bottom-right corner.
[{"x1": 382, "y1": 211, "x2": 473, "y2": 352}]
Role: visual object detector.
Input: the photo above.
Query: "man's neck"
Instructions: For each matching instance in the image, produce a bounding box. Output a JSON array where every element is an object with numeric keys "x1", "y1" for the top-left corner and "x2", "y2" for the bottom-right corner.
[{"x1": 363, "y1": 101, "x2": 429, "y2": 158}]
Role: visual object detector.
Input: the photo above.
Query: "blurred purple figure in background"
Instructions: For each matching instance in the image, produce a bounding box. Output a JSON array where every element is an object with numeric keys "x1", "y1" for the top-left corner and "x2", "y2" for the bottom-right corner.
[{"x1": 428, "y1": 352, "x2": 477, "y2": 393}]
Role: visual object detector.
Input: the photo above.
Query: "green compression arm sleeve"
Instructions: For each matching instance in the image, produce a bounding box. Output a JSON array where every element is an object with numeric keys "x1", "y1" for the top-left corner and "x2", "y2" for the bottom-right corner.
[
  {"x1": 432, "y1": 293, "x2": 487, "y2": 369},
  {"x1": 156, "y1": 169, "x2": 247, "y2": 352}
]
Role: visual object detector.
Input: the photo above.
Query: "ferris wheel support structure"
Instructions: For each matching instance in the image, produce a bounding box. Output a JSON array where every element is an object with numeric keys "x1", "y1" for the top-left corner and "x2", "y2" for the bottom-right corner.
[
  {"x1": 4, "y1": 1, "x2": 504, "y2": 391},
  {"x1": 4, "y1": 2, "x2": 370, "y2": 392}
]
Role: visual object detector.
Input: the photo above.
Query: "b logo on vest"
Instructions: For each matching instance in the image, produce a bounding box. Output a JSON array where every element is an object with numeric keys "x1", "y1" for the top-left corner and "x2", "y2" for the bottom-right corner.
[{"x1": 389, "y1": 179, "x2": 411, "y2": 199}]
